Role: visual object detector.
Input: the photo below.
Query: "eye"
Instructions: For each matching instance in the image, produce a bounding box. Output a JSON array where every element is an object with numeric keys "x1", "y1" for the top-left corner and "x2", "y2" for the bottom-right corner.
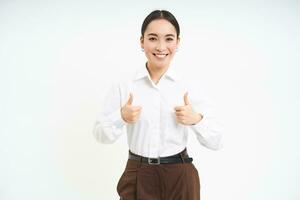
[
  {"x1": 149, "y1": 37, "x2": 157, "y2": 41},
  {"x1": 166, "y1": 38, "x2": 174, "y2": 41}
]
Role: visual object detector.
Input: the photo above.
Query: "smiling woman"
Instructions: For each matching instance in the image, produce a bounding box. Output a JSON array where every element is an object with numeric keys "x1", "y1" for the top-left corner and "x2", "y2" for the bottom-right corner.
[
  {"x1": 93, "y1": 9, "x2": 223, "y2": 200},
  {"x1": 140, "y1": 11, "x2": 180, "y2": 84}
]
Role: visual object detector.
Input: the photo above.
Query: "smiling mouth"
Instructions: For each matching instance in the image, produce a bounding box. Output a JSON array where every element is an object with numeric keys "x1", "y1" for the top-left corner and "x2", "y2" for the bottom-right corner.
[{"x1": 153, "y1": 53, "x2": 168, "y2": 58}]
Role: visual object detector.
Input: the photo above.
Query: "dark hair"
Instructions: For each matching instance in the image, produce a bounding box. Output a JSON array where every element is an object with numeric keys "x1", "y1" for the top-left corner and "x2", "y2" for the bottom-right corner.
[{"x1": 141, "y1": 10, "x2": 180, "y2": 39}]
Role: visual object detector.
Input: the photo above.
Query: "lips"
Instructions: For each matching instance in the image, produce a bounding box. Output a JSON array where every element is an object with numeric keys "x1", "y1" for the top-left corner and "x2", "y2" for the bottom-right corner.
[{"x1": 153, "y1": 53, "x2": 168, "y2": 58}]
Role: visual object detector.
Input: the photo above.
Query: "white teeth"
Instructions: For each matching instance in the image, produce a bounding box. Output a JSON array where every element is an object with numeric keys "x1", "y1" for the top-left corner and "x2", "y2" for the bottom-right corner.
[{"x1": 154, "y1": 54, "x2": 167, "y2": 58}]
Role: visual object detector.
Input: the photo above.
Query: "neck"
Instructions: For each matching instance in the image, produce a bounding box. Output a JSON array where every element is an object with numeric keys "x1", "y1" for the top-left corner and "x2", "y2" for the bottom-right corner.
[{"x1": 146, "y1": 62, "x2": 169, "y2": 84}]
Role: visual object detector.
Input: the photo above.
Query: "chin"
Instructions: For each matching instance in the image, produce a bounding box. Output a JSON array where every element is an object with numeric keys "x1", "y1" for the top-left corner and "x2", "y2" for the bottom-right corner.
[
  {"x1": 149, "y1": 59, "x2": 170, "y2": 66},
  {"x1": 152, "y1": 62, "x2": 169, "y2": 69}
]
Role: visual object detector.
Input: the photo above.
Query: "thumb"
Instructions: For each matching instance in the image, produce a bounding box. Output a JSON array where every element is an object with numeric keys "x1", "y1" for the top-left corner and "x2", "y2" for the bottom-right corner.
[
  {"x1": 184, "y1": 92, "x2": 190, "y2": 105},
  {"x1": 126, "y1": 93, "x2": 133, "y2": 105}
]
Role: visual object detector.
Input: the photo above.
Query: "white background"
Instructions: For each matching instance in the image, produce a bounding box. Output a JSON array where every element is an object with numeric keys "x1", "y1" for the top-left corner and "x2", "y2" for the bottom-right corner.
[{"x1": 1, "y1": 0, "x2": 299, "y2": 199}]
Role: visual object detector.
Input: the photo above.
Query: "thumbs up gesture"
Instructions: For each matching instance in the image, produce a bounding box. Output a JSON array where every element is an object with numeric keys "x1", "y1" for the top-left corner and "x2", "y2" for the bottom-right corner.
[
  {"x1": 174, "y1": 92, "x2": 203, "y2": 125},
  {"x1": 121, "y1": 93, "x2": 142, "y2": 123}
]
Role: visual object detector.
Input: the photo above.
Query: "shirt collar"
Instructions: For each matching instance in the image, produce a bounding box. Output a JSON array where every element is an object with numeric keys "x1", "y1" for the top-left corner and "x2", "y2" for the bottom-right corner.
[{"x1": 134, "y1": 62, "x2": 180, "y2": 82}]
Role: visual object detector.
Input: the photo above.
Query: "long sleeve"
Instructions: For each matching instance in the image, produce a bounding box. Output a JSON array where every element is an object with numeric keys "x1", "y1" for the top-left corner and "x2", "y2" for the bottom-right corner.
[
  {"x1": 187, "y1": 81, "x2": 224, "y2": 150},
  {"x1": 93, "y1": 82, "x2": 127, "y2": 144}
]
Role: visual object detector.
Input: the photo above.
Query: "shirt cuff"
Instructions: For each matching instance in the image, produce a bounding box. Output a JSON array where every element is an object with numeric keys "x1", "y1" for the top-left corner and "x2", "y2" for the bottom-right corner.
[
  {"x1": 107, "y1": 108, "x2": 127, "y2": 128},
  {"x1": 190, "y1": 113, "x2": 216, "y2": 141},
  {"x1": 190, "y1": 114, "x2": 223, "y2": 150},
  {"x1": 191, "y1": 113, "x2": 208, "y2": 130}
]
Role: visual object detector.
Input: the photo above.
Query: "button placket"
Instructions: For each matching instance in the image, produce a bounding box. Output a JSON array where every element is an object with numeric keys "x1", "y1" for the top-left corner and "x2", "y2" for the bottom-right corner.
[{"x1": 150, "y1": 89, "x2": 161, "y2": 157}]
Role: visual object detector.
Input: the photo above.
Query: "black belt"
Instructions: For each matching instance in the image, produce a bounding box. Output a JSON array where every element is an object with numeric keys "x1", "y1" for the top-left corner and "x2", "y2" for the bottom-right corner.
[{"x1": 128, "y1": 148, "x2": 193, "y2": 165}]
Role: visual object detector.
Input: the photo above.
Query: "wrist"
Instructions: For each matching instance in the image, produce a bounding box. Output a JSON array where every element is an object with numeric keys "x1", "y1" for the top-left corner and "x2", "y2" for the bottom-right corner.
[
  {"x1": 120, "y1": 108, "x2": 128, "y2": 123},
  {"x1": 192, "y1": 113, "x2": 203, "y2": 125}
]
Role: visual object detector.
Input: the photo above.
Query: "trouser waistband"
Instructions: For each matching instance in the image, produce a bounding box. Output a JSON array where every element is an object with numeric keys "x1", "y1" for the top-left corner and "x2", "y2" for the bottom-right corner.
[{"x1": 128, "y1": 148, "x2": 193, "y2": 165}]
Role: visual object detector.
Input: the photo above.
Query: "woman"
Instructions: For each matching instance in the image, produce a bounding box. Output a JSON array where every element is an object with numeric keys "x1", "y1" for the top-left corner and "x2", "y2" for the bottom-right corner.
[{"x1": 93, "y1": 9, "x2": 223, "y2": 200}]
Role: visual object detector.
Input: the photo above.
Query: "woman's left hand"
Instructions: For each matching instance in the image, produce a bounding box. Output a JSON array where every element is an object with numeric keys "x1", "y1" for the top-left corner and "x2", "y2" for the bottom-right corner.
[{"x1": 174, "y1": 92, "x2": 203, "y2": 125}]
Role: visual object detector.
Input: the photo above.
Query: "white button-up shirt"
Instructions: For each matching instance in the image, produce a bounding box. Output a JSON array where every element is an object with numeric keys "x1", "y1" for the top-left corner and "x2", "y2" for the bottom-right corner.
[{"x1": 93, "y1": 63, "x2": 223, "y2": 157}]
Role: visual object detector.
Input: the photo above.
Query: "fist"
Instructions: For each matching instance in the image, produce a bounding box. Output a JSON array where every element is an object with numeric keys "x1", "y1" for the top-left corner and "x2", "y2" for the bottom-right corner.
[
  {"x1": 121, "y1": 93, "x2": 142, "y2": 123},
  {"x1": 174, "y1": 92, "x2": 203, "y2": 125}
]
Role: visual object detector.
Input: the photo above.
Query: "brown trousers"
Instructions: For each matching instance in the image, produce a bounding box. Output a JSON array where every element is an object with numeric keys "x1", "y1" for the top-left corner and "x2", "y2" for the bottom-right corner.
[{"x1": 117, "y1": 158, "x2": 200, "y2": 200}]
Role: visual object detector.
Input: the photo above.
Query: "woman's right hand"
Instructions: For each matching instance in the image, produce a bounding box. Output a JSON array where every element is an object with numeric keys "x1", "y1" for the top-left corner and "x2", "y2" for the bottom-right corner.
[{"x1": 121, "y1": 93, "x2": 142, "y2": 123}]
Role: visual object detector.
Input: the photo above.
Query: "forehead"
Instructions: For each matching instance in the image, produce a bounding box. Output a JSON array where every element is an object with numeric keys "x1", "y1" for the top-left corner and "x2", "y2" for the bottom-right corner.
[{"x1": 145, "y1": 19, "x2": 177, "y2": 36}]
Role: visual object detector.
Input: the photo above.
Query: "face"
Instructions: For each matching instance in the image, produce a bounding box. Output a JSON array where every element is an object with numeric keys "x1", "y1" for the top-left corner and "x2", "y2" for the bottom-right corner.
[{"x1": 140, "y1": 19, "x2": 180, "y2": 70}]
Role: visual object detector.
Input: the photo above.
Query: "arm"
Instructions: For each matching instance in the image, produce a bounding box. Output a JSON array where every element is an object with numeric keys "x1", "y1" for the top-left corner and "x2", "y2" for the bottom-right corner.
[
  {"x1": 188, "y1": 82, "x2": 224, "y2": 150},
  {"x1": 92, "y1": 82, "x2": 127, "y2": 144}
]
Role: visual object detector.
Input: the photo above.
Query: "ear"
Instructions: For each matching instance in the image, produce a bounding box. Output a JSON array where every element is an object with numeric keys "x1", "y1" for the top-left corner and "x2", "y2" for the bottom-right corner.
[
  {"x1": 176, "y1": 37, "x2": 180, "y2": 48},
  {"x1": 140, "y1": 36, "x2": 144, "y2": 49}
]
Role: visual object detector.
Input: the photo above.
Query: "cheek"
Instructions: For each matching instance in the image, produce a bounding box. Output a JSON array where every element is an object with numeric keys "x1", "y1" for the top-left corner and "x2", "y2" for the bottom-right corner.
[
  {"x1": 143, "y1": 41, "x2": 155, "y2": 50},
  {"x1": 168, "y1": 43, "x2": 178, "y2": 52}
]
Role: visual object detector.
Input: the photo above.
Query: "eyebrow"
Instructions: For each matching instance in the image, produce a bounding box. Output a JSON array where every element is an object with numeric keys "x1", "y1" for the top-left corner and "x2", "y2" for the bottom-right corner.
[{"x1": 147, "y1": 33, "x2": 175, "y2": 37}]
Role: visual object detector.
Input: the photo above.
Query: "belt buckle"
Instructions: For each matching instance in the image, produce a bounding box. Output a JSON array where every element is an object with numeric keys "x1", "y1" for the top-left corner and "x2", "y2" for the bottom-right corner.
[{"x1": 148, "y1": 157, "x2": 160, "y2": 165}]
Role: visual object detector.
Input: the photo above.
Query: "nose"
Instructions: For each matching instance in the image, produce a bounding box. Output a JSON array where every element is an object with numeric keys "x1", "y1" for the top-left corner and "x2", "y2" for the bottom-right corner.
[{"x1": 156, "y1": 41, "x2": 166, "y2": 51}]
